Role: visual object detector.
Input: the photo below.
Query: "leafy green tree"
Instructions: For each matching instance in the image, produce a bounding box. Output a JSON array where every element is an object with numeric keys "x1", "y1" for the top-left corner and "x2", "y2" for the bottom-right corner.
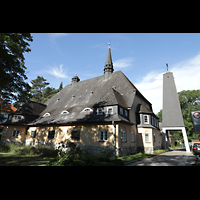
[
  {"x1": 157, "y1": 109, "x2": 162, "y2": 122},
  {"x1": 30, "y1": 76, "x2": 49, "y2": 103},
  {"x1": 0, "y1": 33, "x2": 33, "y2": 108},
  {"x1": 177, "y1": 90, "x2": 200, "y2": 141},
  {"x1": 157, "y1": 90, "x2": 200, "y2": 142}
]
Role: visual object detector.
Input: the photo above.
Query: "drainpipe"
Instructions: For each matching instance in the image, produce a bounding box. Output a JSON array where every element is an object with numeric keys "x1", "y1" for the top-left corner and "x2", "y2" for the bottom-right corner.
[
  {"x1": 24, "y1": 126, "x2": 29, "y2": 145},
  {"x1": 112, "y1": 121, "x2": 116, "y2": 157}
]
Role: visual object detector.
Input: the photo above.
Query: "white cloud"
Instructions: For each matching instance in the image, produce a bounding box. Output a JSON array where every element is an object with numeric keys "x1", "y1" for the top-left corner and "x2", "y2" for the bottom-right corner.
[
  {"x1": 135, "y1": 52, "x2": 200, "y2": 114},
  {"x1": 47, "y1": 64, "x2": 68, "y2": 79},
  {"x1": 113, "y1": 57, "x2": 134, "y2": 68},
  {"x1": 49, "y1": 33, "x2": 69, "y2": 38}
]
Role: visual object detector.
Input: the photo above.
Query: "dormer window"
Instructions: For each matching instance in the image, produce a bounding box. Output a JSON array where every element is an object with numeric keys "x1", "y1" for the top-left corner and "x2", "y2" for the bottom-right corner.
[
  {"x1": 120, "y1": 107, "x2": 123, "y2": 115},
  {"x1": 143, "y1": 115, "x2": 149, "y2": 124},
  {"x1": 43, "y1": 113, "x2": 50, "y2": 117},
  {"x1": 107, "y1": 107, "x2": 113, "y2": 115},
  {"x1": 61, "y1": 110, "x2": 69, "y2": 115},
  {"x1": 81, "y1": 108, "x2": 93, "y2": 112},
  {"x1": 97, "y1": 107, "x2": 104, "y2": 115}
]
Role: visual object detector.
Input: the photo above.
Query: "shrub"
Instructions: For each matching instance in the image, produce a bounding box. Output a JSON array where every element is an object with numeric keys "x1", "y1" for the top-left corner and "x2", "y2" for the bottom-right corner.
[
  {"x1": 0, "y1": 143, "x2": 58, "y2": 157},
  {"x1": 49, "y1": 146, "x2": 124, "y2": 166}
]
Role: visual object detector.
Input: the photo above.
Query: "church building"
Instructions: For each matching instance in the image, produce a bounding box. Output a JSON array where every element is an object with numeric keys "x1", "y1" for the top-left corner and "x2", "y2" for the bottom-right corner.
[{"x1": 2, "y1": 43, "x2": 162, "y2": 156}]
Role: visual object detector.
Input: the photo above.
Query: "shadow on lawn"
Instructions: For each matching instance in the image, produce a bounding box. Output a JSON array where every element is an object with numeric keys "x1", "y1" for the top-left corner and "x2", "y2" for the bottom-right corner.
[{"x1": 0, "y1": 153, "x2": 54, "y2": 166}]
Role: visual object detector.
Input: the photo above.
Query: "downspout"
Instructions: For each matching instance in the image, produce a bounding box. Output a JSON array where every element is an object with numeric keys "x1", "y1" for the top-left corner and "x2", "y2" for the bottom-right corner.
[
  {"x1": 112, "y1": 121, "x2": 116, "y2": 157},
  {"x1": 24, "y1": 126, "x2": 29, "y2": 145}
]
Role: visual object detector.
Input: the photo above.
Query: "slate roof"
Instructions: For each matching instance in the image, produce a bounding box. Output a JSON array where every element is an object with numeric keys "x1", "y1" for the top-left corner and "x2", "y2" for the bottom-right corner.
[
  {"x1": 28, "y1": 70, "x2": 137, "y2": 126},
  {"x1": 3, "y1": 101, "x2": 47, "y2": 125}
]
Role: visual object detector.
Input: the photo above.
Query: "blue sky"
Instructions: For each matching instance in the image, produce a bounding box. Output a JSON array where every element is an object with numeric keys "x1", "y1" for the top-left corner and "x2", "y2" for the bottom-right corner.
[{"x1": 24, "y1": 33, "x2": 200, "y2": 113}]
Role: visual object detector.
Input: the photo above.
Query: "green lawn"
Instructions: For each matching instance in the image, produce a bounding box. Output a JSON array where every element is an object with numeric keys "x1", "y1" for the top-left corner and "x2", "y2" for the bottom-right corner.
[
  {"x1": 0, "y1": 153, "x2": 55, "y2": 166},
  {"x1": 0, "y1": 150, "x2": 167, "y2": 166}
]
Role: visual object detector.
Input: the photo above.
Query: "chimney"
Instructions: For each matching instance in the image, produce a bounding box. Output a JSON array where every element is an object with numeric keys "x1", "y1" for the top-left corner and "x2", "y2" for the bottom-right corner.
[{"x1": 71, "y1": 74, "x2": 80, "y2": 86}]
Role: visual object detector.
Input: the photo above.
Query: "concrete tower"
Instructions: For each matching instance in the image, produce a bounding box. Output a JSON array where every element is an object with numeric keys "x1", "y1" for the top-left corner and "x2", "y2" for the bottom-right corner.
[{"x1": 162, "y1": 65, "x2": 190, "y2": 152}]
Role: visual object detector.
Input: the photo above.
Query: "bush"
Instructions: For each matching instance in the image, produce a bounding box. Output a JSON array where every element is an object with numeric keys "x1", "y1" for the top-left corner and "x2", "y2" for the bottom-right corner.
[
  {"x1": 49, "y1": 147, "x2": 124, "y2": 166},
  {"x1": 0, "y1": 143, "x2": 58, "y2": 157}
]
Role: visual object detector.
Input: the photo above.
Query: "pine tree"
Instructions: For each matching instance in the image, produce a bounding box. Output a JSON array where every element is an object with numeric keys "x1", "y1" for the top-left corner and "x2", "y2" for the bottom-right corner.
[{"x1": 30, "y1": 76, "x2": 49, "y2": 103}]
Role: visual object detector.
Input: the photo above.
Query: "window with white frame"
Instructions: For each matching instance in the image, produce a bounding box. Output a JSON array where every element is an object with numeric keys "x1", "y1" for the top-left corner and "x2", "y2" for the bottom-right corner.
[
  {"x1": 81, "y1": 108, "x2": 93, "y2": 112},
  {"x1": 31, "y1": 131, "x2": 36, "y2": 138},
  {"x1": 143, "y1": 115, "x2": 149, "y2": 124},
  {"x1": 131, "y1": 132, "x2": 135, "y2": 142},
  {"x1": 122, "y1": 131, "x2": 126, "y2": 142},
  {"x1": 145, "y1": 133, "x2": 150, "y2": 142},
  {"x1": 43, "y1": 113, "x2": 50, "y2": 117},
  {"x1": 97, "y1": 107, "x2": 104, "y2": 115},
  {"x1": 107, "y1": 107, "x2": 113, "y2": 115},
  {"x1": 61, "y1": 110, "x2": 69, "y2": 115},
  {"x1": 99, "y1": 130, "x2": 108, "y2": 141},
  {"x1": 12, "y1": 130, "x2": 20, "y2": 138}
]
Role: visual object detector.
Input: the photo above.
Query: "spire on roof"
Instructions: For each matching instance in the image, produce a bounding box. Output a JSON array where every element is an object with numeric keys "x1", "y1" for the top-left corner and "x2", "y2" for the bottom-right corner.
[{"x1": 104, "y1": 41, "x2": 114, "y2": 77}]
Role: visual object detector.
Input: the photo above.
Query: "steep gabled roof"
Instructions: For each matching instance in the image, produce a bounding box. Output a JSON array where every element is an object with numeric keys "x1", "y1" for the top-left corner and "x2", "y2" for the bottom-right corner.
[{"x1": 28, "y1": 70, "x2": 137, "y2": 125}]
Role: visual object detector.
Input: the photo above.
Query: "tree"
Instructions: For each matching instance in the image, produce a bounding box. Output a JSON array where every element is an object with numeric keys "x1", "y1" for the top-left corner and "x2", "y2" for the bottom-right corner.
[
  {"x1": 40, "y1": 81, "x2": 63, "y2": 104},
  {"x1": 157, "y1": 109, "x2": 162, "y2": 122},
  {"x1": 58, "y1": 82, "x2": 63, "y2": 91},
  {"x1": 30, "y1": 76, "x2": 49, "y2": 103},
  {"x1": 0, "y1": 33, "x2": 33, "y2": 108},
  {"x1": 157, "y1": 90, "x2": 200, "y2": 142},
  {"x1": 177, "y1": 90, "x2": 200, "y2": 141},
  {"x1": 41, "y1": 87, "x2": 58, "y2": 104}
]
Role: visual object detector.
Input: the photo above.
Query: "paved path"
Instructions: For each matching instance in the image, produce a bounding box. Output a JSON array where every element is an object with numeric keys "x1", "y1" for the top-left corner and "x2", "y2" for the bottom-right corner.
[{"x1": 126, "y1": 148, "x2": 195, "y2": 166}]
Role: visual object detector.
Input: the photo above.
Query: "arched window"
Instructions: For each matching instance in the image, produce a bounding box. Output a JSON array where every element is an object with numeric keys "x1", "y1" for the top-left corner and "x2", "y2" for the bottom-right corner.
[
  {"x1": 61, "y1": 110, "x2": 69, "y2": 115},
  {"x1": 81, "y1": 108, "x2": 93, "y2": 112},
  {"x1": 43, "y1": 113, "x2": 50, "y2": 117}
]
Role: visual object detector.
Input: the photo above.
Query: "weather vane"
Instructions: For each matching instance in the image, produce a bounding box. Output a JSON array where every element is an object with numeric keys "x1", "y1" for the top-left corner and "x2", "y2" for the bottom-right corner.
[
  {"x1": 108, "y1": 40, "x2": 110, "y2": 47},
  {"x1": 166, "y1": 62, "x2": 168, "y2": 71}
]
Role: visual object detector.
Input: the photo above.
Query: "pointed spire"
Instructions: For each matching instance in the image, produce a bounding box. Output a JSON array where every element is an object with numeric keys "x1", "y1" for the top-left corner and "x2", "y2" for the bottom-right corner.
[{"x1": 104, "y1": 41, "x2": 114, "y2": 76}]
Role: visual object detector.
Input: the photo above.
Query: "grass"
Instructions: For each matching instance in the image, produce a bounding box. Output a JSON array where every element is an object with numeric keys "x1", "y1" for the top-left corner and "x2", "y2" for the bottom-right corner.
[
  {"x1": 0, "y1": 143, "x2": 167, "y2": 166},
  {"x1": 118, "y1": 149, "x2": 167, "y2": 164},
  {"x1": 0, "y1": 143, "x2": 58, "y2": 166},
  {"x1": 0, "y1": 153, "x2": 55, "y2": 166}
]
